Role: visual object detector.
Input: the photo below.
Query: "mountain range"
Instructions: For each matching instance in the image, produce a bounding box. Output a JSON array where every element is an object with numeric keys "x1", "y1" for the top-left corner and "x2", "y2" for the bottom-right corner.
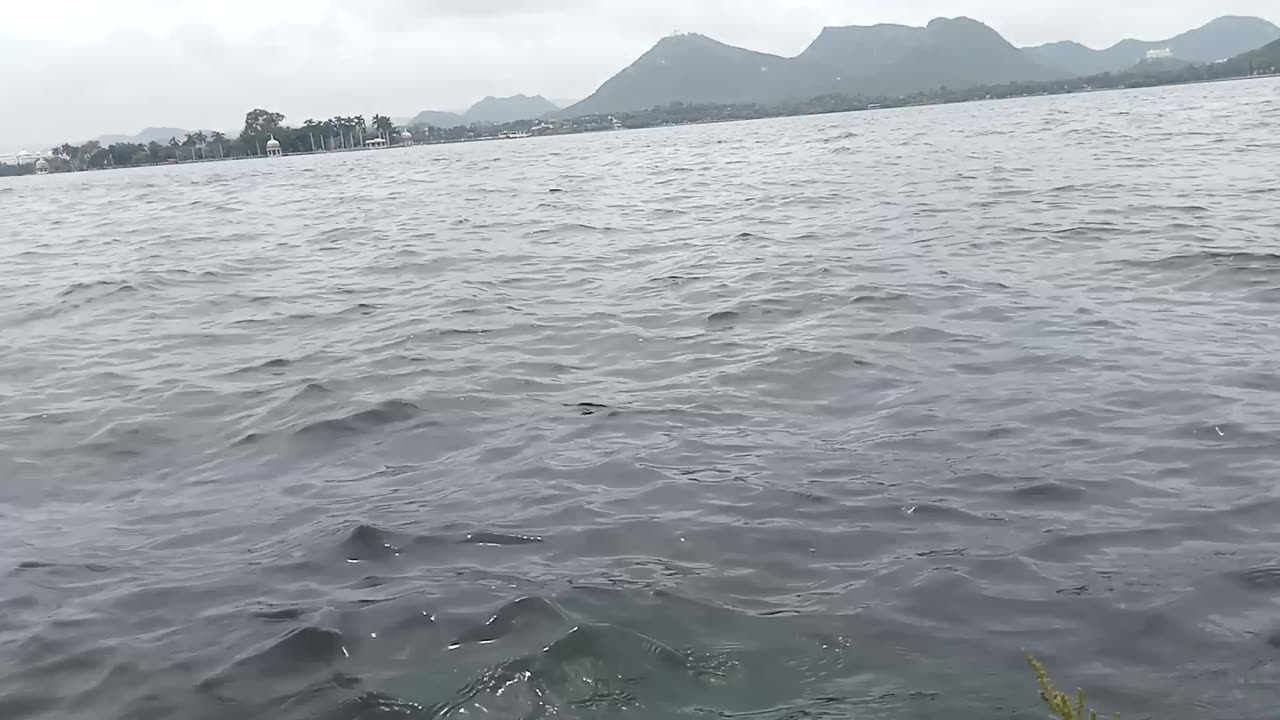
[
  {"x1": 565, "y1": 15, "x2": 1280, "y2": 116},
  {"x1": 1239, "y1": 36, "x2": 1280, "y2": 67},
  {"x1": 94, "y1": 127, "x2": 193, "y2": 146},
  {"x1": 1024, "y1": 15, "x2": 1280, "y2": 76},
  {"x1": 44, "y1": 15, "x2": 1279, "y2": 150},
  {"x1": 410, "y1": 94, "x2": 561, "y2": 127}
]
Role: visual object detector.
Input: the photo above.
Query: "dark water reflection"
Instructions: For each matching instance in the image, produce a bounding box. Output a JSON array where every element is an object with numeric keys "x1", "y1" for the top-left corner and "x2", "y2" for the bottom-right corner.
[{"x1": 2, "y1": 78, "x2": 1280, "y2": 720}]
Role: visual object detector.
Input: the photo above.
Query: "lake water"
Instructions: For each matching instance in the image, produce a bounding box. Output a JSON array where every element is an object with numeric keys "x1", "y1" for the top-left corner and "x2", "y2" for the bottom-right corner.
[{"x1": 3, "y1": 78, "x2": 1280, "y2": 720}]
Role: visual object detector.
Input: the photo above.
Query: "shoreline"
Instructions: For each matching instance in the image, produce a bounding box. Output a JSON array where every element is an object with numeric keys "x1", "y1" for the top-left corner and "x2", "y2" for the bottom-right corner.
[{"x1": 5, "y1": 72, "x2": 1276, "y2": 177}]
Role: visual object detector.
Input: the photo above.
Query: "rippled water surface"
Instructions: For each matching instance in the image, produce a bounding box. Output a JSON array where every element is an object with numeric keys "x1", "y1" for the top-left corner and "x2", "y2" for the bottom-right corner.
[{"x1": 3, "y1": 79, "x2": 1280, "y2": 720}]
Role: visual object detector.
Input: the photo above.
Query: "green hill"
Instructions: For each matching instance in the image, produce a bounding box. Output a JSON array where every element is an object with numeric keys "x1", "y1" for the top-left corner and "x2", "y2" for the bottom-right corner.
[
  {"x1": 565, "y1": 33, "x2": 839, "y2": 116},
  {"x1": 1023, "y1": 16, "x2": 1280, "y2": 76},
  {"x1": 464, "y1": 95, "x2": 560, "y2": 124},
  {"x1": 566, "y1": 18, "x2": 1056, "y2": 116},
  {"x1": 408, "y1": 110, "x2": 466, "y2": 128},
  {"x1": 1234, "y1": 37, "x2": 1280, "y2": 71}
]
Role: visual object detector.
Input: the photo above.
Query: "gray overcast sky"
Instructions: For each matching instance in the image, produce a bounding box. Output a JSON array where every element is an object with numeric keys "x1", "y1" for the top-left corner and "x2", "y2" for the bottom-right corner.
[{"x1": 2, "y1": 0, "x2": 1276, "y2": 149}]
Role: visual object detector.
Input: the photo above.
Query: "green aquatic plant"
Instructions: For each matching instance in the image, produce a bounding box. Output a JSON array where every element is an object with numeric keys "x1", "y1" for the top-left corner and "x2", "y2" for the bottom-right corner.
[{"x1": 1027, "y1": 655, "x2": 1115, "y2": 720}]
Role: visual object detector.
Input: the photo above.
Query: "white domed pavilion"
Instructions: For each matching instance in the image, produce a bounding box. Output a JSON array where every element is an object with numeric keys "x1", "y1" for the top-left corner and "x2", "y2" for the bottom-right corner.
[
  {"x1": 400, "y1": 129, "x2": 414, "y2": 146},
  {"x1": 265, "y1": 135, "x2": 283, "y2": 158},
  {"x1": 35, "y1": 157, "x2": 49, "y2": 175}
]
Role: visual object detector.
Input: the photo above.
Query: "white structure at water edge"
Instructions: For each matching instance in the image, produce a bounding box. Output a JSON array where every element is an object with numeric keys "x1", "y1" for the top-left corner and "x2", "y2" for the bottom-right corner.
[
  {"x1": 35, "y1": 158, "x2": 49, "y2": 175},
  {"x1": 266, "y1": 135, "x2": 283, "y2": 158},
  {"x1": 367, "y1": 137, "x2": 388, "y2": 148},
  {"x1": 400, "y1": 129, "x2": 414, "y2": 146}
]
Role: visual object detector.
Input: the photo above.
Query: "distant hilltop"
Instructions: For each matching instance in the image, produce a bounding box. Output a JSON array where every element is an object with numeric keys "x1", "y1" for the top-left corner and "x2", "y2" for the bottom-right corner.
[
  {"x1": 564, "y1": 15, "x2": 1280, "y2": 116},
  {"x1": 410, "y1": 94, "x2": 561, "y2": 127},
  {"x1": 7, "y1": 13, "x2": 1277, "y2": 153},
  {"x1": 94, "y1": 127, "x2": 195, "y2": 146},
  {"x1": 1023, "y1": 15, "x2": 1280, "y2": 76}
]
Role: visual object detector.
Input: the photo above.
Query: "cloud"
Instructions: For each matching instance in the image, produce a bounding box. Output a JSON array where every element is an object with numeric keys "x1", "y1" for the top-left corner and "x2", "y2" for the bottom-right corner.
[{"x1": 358, "y1": 0, "x2": 598, "y2": 19}]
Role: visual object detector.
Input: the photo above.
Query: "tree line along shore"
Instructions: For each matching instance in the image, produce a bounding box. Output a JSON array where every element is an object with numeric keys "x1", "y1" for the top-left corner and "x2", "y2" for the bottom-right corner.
[{"x1": 4, "y1": 44, "x2": 1276, "y2": 178}]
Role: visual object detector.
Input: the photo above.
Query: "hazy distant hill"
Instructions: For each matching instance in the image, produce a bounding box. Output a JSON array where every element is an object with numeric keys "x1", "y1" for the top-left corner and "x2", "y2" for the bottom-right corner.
[
  {"x1": 95, "y1": 127, "x2": 191, "y2": 145},
  {"x1": 1023, "y1": 16, "x2": 1280, "y2": 76},
  {"x1": 565, "y1": 33, "x2": 845, "y2": 116},
  {"x1": 796, "y1": 23, "x2": 923, "y2": 75},
  {"x1": 802, "y1": 17, "x2": 1061, "y2": 94},
  {"x1": 408, "y1": 110, "x2": 466, "y2": 128},
  {"x1": 564, "y1": 14, "x2": 1280, "y2": 117},
  {"x1": 464, "y1": 95, "x2": 559, "y2": 123},
  {"x1": 1233, "y1": 37, "x2": 1280, "y2": 69},
  {"x1": 566, "y1": 18, "x2": 1057, "y2": 116},
  {"x1": 409, "y1": 95, "x2": 560, "y2": 127}
]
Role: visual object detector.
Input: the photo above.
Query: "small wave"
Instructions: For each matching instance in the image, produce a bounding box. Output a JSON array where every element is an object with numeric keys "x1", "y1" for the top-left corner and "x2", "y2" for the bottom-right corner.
[
  {"x1": 435, "y1": 327, "x2": 494, "y2": 337},
  {"x1": 1048, "y1": 223, "x2": 1121, "y2": 236},
  {"x1": 433, "y1": 622, "x2": 721, "y2": 717},
  {"x1": 338, "y1": 524, "x2": 540, "y2": 563},
  {"x1": 916, "y1": 548, "x2": 967, "y2": 558},
  {"x1": 448, "y1": 596, "x2": 566, "y2": 649},
  {"x1": 878, "y1": 325, "x2": 978, "y2": 344},
  {"x1": 13, "y1": 560, "x2": 112, "y2": 573},
  {"x1": 56, "y1": 279, "x2": 137, "y2": 299},
  {"x1": 252, "y1": 607, "x2": 310, "y2": 622},
  {"x1": 462, "y1": 531, "x2": 544, "y2": 546},
  {"x1": 340, "y1": 524, "x2": 416, "y2": 562},
  {"x1": 568, "y1": 402, "x2": 611, "y2": 416},
  {"x1": 198, "y1": 626, "x2": 349, "y2": 703},
  {"x1": 848, "y1": 291, "x2": 911, "y2": 306},
  {"x1": 294, "y1": 399, "x2": 420, "y2": 442},
  {"x1": 707, "y1": 310, "x2": 739, "y2": 325},
  {"x1": 231, "y1": 357, "x2": 293, "y2": 375},
  {"x1": 78, "y1": 421, "x2": 174, "y2": 458},
  {"x1": 1116, "y1": 251, "x2": 1280, "y2": 292},
  {"x1": 1009, "y1": 480, "x2": 1088, "y2": 503},
  {"x1": 1122, "y1": 250, "x2": 1280, "y2": 272},
  {"x1": 1233, "y1": 565, "x2": 1280, "y2": 591},
  {"x1": 290, "y1": 381, "x2": 333, "y2": 399}
]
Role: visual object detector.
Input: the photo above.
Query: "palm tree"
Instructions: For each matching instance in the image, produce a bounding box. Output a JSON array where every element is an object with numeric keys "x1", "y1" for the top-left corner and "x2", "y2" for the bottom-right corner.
[
  {"x1": 192, "y1": 131, "x2": 208, "y2": 160},
  {"x1": 372, "y1": 114, "x2": 394, "y2": 141},
  {"x1": 210, "y1": 131, "x2": 227, "y2": 159},
  {"x1": 325, "y1": 118, "x2": 338, "y2": 150},
  {"x1": 330, "y1": 116, "x2": 343, "y2": 149},
  {"x1": 354, "y1": 115, "x2": 367, "y2": 147},
  {"x1": 302, "y1": 120, "x2": 318, "y2": 152}
]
